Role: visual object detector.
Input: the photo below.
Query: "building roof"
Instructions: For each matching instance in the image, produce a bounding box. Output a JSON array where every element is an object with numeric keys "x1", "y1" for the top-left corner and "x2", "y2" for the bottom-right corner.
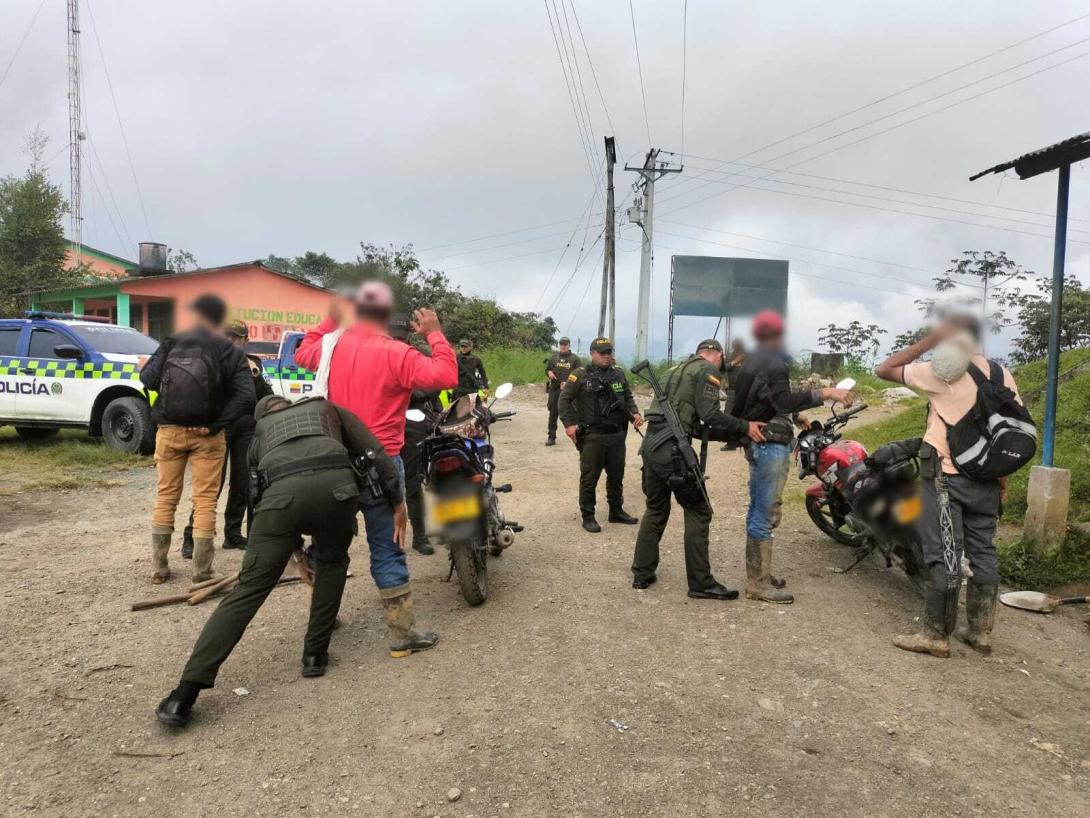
[
  {"x1": 38, "y1": 260, "x2": 332, "y2": 296},
  {"x1": 970, "y1": 131, "x2": 1090, "y2": 181},
  {"x1": 66, "y1": 241, "x2": 137, "y2": 269}
]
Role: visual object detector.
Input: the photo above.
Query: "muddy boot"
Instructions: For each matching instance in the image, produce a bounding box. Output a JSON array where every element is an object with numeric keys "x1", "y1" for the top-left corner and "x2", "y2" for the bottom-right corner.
[
  {"x1": 191, "y1": 537, "x2": 216, "y2": 583},
  {"x1": 181, "y1": 525, "x2": 194, "y2": 560},
  {"x1": 151, "y1": 530, "x2": 172, "y2": 584},
  {"x1": 379, "y1": 584, "x2": 439, "y2": 659},
  {"x1": 955, "y1": 581, "x2": 998, "y2": 656},
  {"x1": 893, "y1": 565, "x2": 952, "y2": 658},
  {"x1": 744, "y1": 536, "x2": 794, "y2": 604}
]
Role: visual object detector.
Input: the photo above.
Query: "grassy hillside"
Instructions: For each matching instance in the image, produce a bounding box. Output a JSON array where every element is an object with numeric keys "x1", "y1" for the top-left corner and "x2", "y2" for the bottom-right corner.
[
  {"x1": 478, "y1": 348, "x2": 551, "y2": 386},
  {"x1": 854, "y1": 348, "x2": 1090, "y2": 589}
]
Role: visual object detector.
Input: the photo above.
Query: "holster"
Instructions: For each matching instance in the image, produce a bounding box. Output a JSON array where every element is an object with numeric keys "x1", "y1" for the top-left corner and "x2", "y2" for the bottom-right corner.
[
  {"x1": 918, "y1": 442, "x2": 938, "y2": 480},
  {"x1": 575, "y1": 425, "x2": 587, "y2": 452},
  {"x1": 762, "y1": 415, "x2": 795, "y2": 445}
]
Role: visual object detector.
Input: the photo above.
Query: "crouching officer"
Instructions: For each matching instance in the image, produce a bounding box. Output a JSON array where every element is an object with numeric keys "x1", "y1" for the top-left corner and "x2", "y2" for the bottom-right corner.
[
  {"x1": 632, "y1": 339, "x2": 766, "y2": 598},
  {"x1": 558, "y1": 337, "x2": 643, "y2": 532},
  {"x1": 155, "y1": 394, "x2": 408, "y2": 729}
]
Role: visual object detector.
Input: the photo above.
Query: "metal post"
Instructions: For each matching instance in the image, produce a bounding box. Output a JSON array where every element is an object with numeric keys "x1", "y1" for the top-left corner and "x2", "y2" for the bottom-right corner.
[
  {"x1": 1042, "y1": 162, "x2": 1070, "y2": 467},
  {"x1": 635, "y1": 156, "x2": 657, "y2": 363},
  {"x1": 667, "y1": 258, "x2": 675, "y2": 365}
]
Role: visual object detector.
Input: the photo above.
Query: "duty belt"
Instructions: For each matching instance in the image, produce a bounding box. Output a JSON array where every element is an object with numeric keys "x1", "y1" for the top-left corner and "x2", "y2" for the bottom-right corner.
[
  {"x1": 586, "y1": 423, "x2": 623, "y2": 433},
  {"x1": 259, "y1": 453, "x2": 353, "y2": 487}
]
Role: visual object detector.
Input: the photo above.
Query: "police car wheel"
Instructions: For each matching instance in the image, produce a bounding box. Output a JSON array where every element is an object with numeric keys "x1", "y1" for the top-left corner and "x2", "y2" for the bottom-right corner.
[
  {"x1": 15, "y1": 426, "x2": 59, "y2": 442},
  {"x1": 101, "y1": 396, "x2": 153, "y2": 455}
]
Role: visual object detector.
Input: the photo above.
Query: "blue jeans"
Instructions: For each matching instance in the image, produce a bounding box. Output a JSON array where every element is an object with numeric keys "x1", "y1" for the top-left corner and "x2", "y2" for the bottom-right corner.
[
  {"x1": 359, "y1": 455, "x2": 410, "y2": 590},
  {"x1": 745, "y1": 442, "x2": 792, "y2": 540}
]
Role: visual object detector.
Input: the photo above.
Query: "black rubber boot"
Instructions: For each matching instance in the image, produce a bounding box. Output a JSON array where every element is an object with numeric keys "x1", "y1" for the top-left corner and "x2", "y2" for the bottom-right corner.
[
  {"x1": 582, "y1": 516, "x2": 601, "y2": 533},
  {"x1": 302, "y1": 652, "x2": 329, "y2": 678},
  {"x1": 608, "y1": 506, "x2": 639, "y2": 524},
  {"x1": 181, "y1": 527, "x2": 194, "y2": 560},
  {"x1": 893, "y1": 564, "x2": 952, "y2": 658}
]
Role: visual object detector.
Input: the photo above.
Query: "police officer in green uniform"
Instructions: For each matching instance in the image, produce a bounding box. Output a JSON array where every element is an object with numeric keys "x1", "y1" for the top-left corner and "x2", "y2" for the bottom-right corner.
[
  {"x1": 631, "y1": 339, "x2": 766, "y2": 598},
  {"x1": 155, "y1": 394, "x2": 417, "y2": 729},
  {"x1": 544, "y1": 336, "x2": 581, "y2": 446},
  {"x1": 558, "y1": 337, "x2": 643, "y2": 532}
]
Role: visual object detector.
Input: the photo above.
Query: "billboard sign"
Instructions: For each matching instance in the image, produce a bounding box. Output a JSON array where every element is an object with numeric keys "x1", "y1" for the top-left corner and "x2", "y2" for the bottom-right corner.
[{"x1": 670, "y1": 255, "x2": 789, "y2": 318}]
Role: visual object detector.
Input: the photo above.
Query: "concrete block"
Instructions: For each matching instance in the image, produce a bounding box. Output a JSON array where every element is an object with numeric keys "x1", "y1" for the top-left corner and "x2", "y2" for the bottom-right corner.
[{"x1": 1023, "y1": 465, "x2": 1071, "y2": 557}]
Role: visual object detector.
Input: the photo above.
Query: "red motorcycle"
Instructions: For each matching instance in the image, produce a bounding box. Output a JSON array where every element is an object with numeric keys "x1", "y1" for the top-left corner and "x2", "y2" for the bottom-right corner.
[{"x1": 795, "y1": 397, "x2": 927, "y2": 590}]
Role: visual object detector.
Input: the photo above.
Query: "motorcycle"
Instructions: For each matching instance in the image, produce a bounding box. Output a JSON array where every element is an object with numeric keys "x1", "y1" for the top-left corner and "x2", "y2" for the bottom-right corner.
[
  {"x1": 417, "y1": 381, "x2": 521, "y2": 606},
  {"x1": 795, "y1": 378, "x2": 928, "y2": 591}
]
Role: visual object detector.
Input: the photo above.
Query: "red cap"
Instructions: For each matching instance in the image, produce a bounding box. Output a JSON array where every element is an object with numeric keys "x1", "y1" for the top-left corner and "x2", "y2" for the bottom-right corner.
[{"x1": 751, "y1": 309, "x2": 785, "y2": 339}]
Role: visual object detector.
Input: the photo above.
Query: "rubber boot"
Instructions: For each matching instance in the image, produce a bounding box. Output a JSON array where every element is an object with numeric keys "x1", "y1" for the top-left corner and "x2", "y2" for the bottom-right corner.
[
  {"x1": 893, "y1": 564, "x2": 952, "y2": 658},
  {"x1": 181, "y1": 525, "x2": 194, "y2": 560},
  {"x1": 379, "y1": 584, "x2": 439, "y2": 658},
  {"x1": 744, "y1": 536, "x2": 794, "y2": 604},
  {"x1": 955, "y1": 581, "x2": 998, "y2": 656},
  {"x1": 151, "y1": 530, "x2": 172, "y2": 584},
  {"x1": 191, "y1": 537, "x2": 216, "y2": 583}
]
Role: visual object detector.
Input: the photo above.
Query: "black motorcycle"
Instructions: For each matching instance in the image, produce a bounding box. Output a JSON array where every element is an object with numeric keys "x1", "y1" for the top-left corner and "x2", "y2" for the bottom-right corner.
[
  {"x1": 795, "y1": 396, "x2": 927, "y2": 592},
  {"x1": 418, "y1": 382, "x2": 521, "y2": 605}
]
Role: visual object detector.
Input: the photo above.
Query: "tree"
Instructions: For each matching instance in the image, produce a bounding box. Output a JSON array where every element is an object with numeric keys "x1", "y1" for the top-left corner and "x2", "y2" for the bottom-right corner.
[
  {"x1": 0, "y1": 131, "x2": 77, "y2": 314},
  {"x1": 817, "y1": 321, "x2": 887, "y2": 366},
  {"x1": 167, "y1": 248, "x2": 199, "y2": 273},
  {"x1": 892, "y1": 325, "x2": 930, "y2": 351},
  {"x1": 1009, "y1": 275, "x2": 1090, "y2": 364},
  {"x1": 915, "y1": 250, "x2": 1029, "y2": 337}
]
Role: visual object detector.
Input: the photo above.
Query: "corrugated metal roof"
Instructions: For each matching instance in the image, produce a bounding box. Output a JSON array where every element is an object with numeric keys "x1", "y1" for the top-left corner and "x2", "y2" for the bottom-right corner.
[{"x1": 970, "y1": 131, "x2": 1090, "y2": 181}]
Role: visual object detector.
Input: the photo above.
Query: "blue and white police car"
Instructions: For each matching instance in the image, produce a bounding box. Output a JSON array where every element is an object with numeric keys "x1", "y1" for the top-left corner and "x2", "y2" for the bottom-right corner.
[{"x1": 0, "y1": 312, "x2": 159, "y2": 453}]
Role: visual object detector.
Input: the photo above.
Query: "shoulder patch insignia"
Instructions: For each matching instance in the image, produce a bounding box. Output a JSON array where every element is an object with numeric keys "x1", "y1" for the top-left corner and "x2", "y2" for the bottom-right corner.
[
  {"x1": 706, "y1": 374, "x2": 721, "y2": 387},
  {"x1": 568, "y1": 373, "x2": 578, "y2": 381}
]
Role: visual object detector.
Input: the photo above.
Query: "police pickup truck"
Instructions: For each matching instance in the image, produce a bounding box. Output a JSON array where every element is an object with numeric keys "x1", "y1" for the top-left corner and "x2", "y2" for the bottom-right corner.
[
  {"x1": 258, "y1": 331, "x2": 319, "y2": 400},
  {"x1": 0, "y1": 312, "x2": 159, "y2": 453}
]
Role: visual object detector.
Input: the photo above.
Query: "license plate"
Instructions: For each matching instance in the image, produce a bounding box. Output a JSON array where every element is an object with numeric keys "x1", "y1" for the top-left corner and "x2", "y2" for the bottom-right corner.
[
  {"x1": 893, "y1": 495, "x2": 922, "y2": 523},
  {"x1": 432, "y1": 495, "x2": 481, "y2": 524}
]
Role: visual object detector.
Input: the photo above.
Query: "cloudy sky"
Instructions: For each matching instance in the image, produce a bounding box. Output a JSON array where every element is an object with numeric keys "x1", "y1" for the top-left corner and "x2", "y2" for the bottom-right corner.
[{"x1": 3, "y1": 0, "x2": 1090, "y2": 358}]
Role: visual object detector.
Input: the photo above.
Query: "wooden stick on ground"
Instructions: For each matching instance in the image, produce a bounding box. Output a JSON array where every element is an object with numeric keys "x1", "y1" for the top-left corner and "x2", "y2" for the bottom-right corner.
[
  {"x1": 188, "y1": 575, "x2": 227, "y2": 593},
  {"x1": 188, "y1": 572, "x2": 241, "y2": 605},
  {"x1": 131, "y1": 592, "x2": 195, "y2": 612}
]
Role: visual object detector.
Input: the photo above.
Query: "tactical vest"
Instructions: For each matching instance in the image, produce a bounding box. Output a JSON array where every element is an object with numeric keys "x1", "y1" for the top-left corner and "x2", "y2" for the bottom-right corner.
[
  {"x1": 658, "y1": 356, "x2": 707, "y2": 436},
  {"x1": 582, "y1": 367, "x2": 627, "y2": 427},
  {"x1": 260, "y1": 397, "x2": 340, "y2": 453}
]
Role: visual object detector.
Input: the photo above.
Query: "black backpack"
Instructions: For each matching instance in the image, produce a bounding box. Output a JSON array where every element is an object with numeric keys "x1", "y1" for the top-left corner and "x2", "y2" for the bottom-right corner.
[
  {"x1": 157, "y1": 335, "x2": 222, "y2": 426},
  {"x1": 935, "y1": 360, "x2": 1036, "y2": 481}
]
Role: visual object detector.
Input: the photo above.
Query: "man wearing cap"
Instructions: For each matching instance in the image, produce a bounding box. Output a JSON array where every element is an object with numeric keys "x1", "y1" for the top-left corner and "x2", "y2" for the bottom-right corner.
[
  {"x1": 544, "y1": 336, "x2": 581, "y2": 446},
  {"x1": 558, "y1": 337, "x2": 643, "y2": 532},
  {"x1": 181, "y1": 319, "x2": 273, "y2": 554},
  {"x1": 454, "y1": 339, "x2": 489, "y2": 400},
  {"x1": 295, "y1": 282, "x2": 454, "y2": 657},
  {"x1": 632, "y1": 339, "x2": 766, "y2": 598},
  {"x1": 731, "y1": 310, "x2": 853, "y2": 604}
]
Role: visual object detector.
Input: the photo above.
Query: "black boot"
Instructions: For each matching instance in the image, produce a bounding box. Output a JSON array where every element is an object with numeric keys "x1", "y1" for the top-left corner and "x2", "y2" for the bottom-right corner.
[
  {"x1": 181, "y1": 527, "x2": 194, "y2": 560},
  {"x1": 412, "y1": 539, "x2": 435, "y2": 556},
  {"x1": 222, "y1": 530, "x2": 247, "y2": 550},
  {"x1": 545, "y1": 437, "x2": 556, "y2": 446},
  {"x1": 632, "y1": 574, "x2": 657, "y2": 590},
  {"x1": 582, "y1": 515, "x2": 601, "y2": 533},
  {"x1": 688, "y1": 580, "x2": 739, "y2": 600},
  {"x1": 608, "y1": 506, "x2": 638, "y2": 524},
  {"x1": 302, "y1": 652, "x2": 329, "y2": 678},
  {"x1": 155, "y1": 681, "x2": 201, "y2": 728}
]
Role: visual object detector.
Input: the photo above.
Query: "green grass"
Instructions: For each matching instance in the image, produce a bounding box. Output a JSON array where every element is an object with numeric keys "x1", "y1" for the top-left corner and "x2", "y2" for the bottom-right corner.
[
  {"x1": 0, "y1": 427, "x2": 149, "y2": 495},
  {"x1": 851, "y1": 348, "x2": 1090, "y2": 589},
  {"x1": 477, "y1": 347, "x2": 553, "y2": 386}
]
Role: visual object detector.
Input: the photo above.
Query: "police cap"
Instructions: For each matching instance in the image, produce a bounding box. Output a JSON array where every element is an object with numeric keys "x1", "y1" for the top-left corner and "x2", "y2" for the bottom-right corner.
[
  {"x1": 225, "y1": 319, "x2": 249, "y2": 339},
  {"x1": 696, "y1": 338, "x2": 723, "y2": 353},
  {"x1": 590, "y1": 337, "x2": 614, "y2": 354}
]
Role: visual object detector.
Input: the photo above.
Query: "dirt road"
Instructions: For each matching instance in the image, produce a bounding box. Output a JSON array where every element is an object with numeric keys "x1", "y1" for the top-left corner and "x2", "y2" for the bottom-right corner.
[{"x1": 2, "y1": 386, "x2": 1088, "y2": 816}]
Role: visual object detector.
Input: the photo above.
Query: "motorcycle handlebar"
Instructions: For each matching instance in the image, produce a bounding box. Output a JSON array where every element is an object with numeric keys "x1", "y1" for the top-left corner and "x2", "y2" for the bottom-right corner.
[{"x1": 491, "y1": 410, "x2": 517, "y2": 420}]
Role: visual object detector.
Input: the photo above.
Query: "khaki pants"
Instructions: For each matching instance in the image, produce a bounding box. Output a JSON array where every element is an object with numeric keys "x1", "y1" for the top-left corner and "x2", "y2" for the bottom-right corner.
[{"x1": 152, "y1": 426, "x2": 227, "y2": 539}]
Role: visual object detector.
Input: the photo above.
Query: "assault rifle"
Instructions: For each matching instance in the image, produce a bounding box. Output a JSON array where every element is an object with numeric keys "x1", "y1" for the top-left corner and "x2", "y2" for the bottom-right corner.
[{"x1": 631, "y1": 360, "x2": 712, "y2": 511}]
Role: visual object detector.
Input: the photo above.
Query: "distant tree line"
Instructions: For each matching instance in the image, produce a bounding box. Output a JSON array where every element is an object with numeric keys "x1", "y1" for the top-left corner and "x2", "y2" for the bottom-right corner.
[{"x1": 263, "y1": 245, "x2": 557, "y2": 349}]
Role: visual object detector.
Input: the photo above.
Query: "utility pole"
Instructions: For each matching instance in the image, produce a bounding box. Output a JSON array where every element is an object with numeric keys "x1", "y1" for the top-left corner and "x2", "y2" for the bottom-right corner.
[
  {"x1": 67, "y1": 0, "x2": 84, "y2": 265},
  {"x1": 626, "y1": 149, "x2": 681, "y2": 362},
  {"x1": 598, "y1": 136, "x2": 616, "y2": 338}
]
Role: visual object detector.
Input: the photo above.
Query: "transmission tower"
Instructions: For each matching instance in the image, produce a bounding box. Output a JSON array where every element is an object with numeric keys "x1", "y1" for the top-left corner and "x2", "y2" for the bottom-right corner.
[{"x1": 67, "y1": 0, "x2": 84, "y2": 263}]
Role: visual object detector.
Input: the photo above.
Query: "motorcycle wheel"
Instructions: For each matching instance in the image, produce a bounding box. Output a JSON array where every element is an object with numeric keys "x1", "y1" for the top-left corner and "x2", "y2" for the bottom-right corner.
[
  {"x1": 450, "y1": 535, "x2": 488, "y2": 606},
  {"x1": 805, "y1": 494, "x2": 868, "y2": 547}
]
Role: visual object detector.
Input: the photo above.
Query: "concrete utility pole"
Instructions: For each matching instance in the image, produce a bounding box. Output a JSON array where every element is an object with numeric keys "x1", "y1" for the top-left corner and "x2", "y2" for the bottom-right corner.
[
  {"x1": 598, "y1": 137, "x2": 616, "y2": 338},
  {"x1": 626, "y1": 149, "x2": 681, "y2": 362}
]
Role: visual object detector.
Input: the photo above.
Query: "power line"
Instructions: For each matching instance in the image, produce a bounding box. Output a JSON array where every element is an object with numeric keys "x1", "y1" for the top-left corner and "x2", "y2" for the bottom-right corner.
[
  {"x1": 0, "y1": 0, "x2": 47, "y2": 93},
  {"x1": 566, "y1": 244, "x2": 606, "y2": 334},
  {"x1": 568, "y1": 0, "x2": 615, "y2": 133},
  {"x1": 678, "y1": 153, "x2": 1090, "y2": 224},
  {"x1": 558, "y1": 0, "x2": 601, "y2": 145},
  {"x1": 544, "y1": 228, "x2": 605, "y2": 315},
  {"x1": 664, "y1": 11, "x2": 1090, "y2": 199},
  {"x1": 426, "y1": 223, "x2": 604, "y2": 265},
  {"x1": 674, "y1": 160, "x2": 1090, "y2": 237},
  {"x1": 628, "y1": 0, "x2": 653, "y2": 146},
  {"x1": 85, "y1": 0, "x2": 152, "y2": 238},
  {"x1": 419, "y1": 216, "x2": 588, "y2": 253},
  {"x1": 660, "y1": 44, "x2": 1090, "y2": 216},
  {"x1": 533, "y1": 185, "x2": 601, "y2": 311}
]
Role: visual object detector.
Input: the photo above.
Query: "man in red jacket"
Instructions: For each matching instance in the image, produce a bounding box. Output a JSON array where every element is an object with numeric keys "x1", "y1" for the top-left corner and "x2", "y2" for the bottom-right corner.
[{"x1": 296, "y1": 281, "x2": 458, "y2": 657}]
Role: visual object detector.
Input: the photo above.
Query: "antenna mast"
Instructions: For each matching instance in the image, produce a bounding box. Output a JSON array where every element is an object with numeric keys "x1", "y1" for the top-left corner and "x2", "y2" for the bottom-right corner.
[{"x1": 67, "y1": 0, "x2": 84, "y2": 264}]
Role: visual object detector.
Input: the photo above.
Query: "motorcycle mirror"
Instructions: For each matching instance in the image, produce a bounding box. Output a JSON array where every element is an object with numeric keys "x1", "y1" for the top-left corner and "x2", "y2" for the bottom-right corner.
[
  {"x1": 494, "y1": 382, "x2": 514, "y2": 400},
  {"x1": 405, "y1": 409, "x2": 426, "y2": 422},
  {"x1": 836, "y1": 377, "x2": 856, "y2": 391}
]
